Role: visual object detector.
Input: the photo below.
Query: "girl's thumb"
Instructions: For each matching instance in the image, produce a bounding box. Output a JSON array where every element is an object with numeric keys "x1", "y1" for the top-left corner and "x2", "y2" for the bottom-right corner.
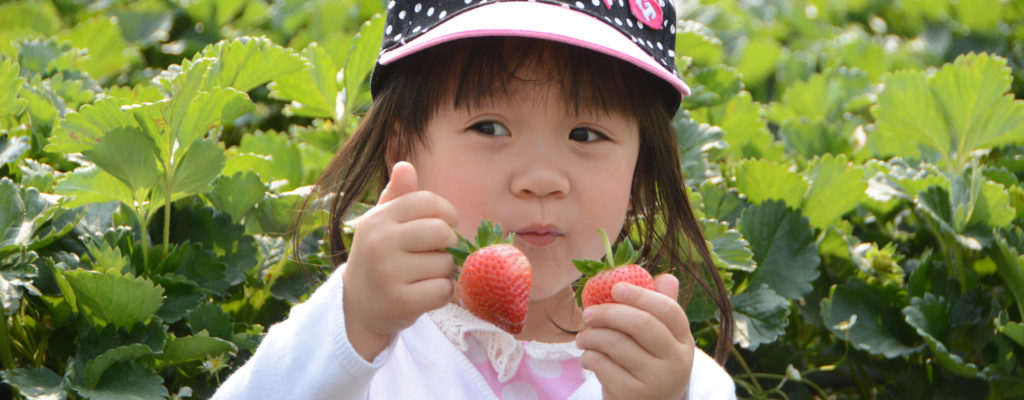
[{"x1": 378, "y1": 161, "x2": 418, "y2": 204}]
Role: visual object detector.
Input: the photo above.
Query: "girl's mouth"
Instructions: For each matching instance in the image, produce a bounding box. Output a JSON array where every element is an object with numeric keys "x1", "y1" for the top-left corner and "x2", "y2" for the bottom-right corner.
[{"x1": 514, "y1": 225, "x2": 563, "y2": 248}]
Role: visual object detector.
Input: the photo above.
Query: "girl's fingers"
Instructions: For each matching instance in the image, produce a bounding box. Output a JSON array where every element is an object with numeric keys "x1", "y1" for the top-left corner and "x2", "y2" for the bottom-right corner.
[
  {"x1": 582, "y1": 302, "x2": 679, "y2": 364},
  {"x1": 384, "y1": 190, "x2": 459, "y2": 226},
  {"x1": 398, "y1": 251, "x2": 458, "y2": 283},
  {"x1": 378, "y1": 161, "x2": 418, "y2": 204},
  {"x1": 397, "y1": 217, "x2": 459, "y2": 253},
  {"x1": 609, "y1": 282, "x2": 694, "y2": 346},
  {"x1": 576, "y1": 326, "x2": 653, "y2": 375},
  {"x1": 579, "y1": 347, "x2": 641, "y2": 395},
  {"x1": 403, "y1": 276, "x2": 456, "y2": 313}
]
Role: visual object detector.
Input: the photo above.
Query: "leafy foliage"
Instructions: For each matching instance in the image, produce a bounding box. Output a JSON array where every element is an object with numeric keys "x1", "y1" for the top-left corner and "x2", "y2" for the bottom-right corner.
[{"x1": 0, "y1": 0, "x2": 1021, "y2": 399}]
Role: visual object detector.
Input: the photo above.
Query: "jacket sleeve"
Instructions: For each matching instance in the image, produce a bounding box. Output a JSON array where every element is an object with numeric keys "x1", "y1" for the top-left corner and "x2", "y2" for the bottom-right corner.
[
  {"x1": 212, "y1": 264, "x2": 397, "y2": 400},
  {"x1": 687, "y1": 348, "x2": 737, "y2": 400}
]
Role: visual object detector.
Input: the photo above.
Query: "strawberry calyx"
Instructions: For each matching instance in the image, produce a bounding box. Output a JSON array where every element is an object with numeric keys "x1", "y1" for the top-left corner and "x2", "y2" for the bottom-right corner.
[
  {"x1": 572, "y1": 229, "x2": 641, "y2": 306},
  {"x1": 446, "y1": 219, "x2": 516, "y2": 270}
]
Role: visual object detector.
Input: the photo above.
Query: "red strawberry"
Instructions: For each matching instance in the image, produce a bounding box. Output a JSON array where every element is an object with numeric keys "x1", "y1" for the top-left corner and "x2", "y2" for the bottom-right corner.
[
  {"x1": 447, "y1": 220, "x2": 532, "y2": 334},
  {"x1": 573, "y1": 229, "x2": 654, "y2": 308}
]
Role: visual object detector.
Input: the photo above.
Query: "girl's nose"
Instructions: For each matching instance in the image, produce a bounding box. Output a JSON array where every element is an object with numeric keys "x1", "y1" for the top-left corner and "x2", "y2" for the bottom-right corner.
[{"x1": 510, "y1": 166, "x2": 570, "y2": 199}]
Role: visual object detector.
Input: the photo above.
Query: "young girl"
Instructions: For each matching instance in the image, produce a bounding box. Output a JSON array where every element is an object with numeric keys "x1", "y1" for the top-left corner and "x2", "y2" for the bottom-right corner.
[{"x1": 214, "y1": 0, "x2": 735, "y2": 398}]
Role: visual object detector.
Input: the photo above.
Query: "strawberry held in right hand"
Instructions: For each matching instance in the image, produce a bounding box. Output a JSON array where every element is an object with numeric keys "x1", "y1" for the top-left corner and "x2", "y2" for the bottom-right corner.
[
  {"x1": 448, "y1": 220, "x2": 532, "y2": 334},
  {"x1": 573, "y1": 229, "x2": 654, "y2": 308}
]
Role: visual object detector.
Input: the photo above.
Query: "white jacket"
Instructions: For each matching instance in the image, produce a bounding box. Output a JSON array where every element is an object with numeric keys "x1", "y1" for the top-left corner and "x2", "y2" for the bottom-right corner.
[{"x1": 212, "y1": 266, "x2": 736, "y2": 399}]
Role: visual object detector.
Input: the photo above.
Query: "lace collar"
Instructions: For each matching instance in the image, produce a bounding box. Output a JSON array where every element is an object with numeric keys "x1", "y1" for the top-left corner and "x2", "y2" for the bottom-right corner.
[{"x1": 428, "y1": 303, "x2": 583, "y2": 382}]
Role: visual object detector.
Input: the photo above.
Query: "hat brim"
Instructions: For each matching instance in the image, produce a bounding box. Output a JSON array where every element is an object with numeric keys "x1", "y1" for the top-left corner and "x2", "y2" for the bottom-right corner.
[{"x1": 377, "y1": 1, "x2": 689, "y2": 99}]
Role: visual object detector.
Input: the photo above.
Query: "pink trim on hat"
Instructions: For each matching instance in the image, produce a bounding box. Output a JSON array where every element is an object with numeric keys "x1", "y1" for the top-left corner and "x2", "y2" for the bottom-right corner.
[{"x1": 377, "y1": 1, "x2": 689, "y2": 98}]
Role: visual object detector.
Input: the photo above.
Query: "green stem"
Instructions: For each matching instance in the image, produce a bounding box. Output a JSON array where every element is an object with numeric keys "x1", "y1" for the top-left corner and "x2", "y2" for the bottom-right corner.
[
  {"x1": 0, "y1": 302, "x2": 15, "y2": 370},
  {"x1": 731, "y1": 346, "x2": 766, "y2": 395},
  {"x1": 137, "y1": 205, "x2": 151, "y2": 274},
  {"x1": 163, "y1": 190, "x2": 171, "y2": 260}
]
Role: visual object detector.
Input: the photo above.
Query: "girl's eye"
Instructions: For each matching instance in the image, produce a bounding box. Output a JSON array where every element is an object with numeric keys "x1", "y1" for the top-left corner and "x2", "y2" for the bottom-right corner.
[
  {"x1": 568, "y1": 127, "x2": 606, "y2": 142},
  {"x1": 471, "y1": 121, "x2": 510, "y2": 137}
]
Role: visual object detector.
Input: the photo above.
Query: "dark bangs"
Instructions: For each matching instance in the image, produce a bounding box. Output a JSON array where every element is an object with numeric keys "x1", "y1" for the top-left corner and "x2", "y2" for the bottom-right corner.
[{"x1": 372, "y1": 36, "x2": 677, "y2": 152}]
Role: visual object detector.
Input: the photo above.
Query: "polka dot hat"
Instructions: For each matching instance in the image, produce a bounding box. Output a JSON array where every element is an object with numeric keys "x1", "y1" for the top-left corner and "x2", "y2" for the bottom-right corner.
[{"x1": 370, "y1": 0, "x2": 690, "y2": 109}]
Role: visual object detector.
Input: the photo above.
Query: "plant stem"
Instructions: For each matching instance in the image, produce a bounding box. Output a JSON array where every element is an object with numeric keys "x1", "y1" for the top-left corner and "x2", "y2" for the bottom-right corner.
[
  {"x1": 0, "y1": 302, "x2": 15, "y2": 370},
  {"x1": 731, "y1": 346, "x2": 766, "y2": 395}
]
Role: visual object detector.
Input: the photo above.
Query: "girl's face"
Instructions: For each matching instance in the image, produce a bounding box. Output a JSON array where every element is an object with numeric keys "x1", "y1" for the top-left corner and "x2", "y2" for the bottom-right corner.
[{"x1": 406, "y1": 62, "x2": 641, "y2": 301}]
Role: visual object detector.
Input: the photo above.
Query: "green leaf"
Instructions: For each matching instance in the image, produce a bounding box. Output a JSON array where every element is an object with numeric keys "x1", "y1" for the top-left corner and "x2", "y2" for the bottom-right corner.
[
  {"x1": 704, "y1": 91, "x2": 784, "y2": 162},
  {"x1": 0, "y1": 367, "x2": 66, "y2": 400},
  {"x1": 731, "y1": 286, "x2": 790, "y2": 350},
  {"x1": 83, "y1": 343, "x2": 157, "y2": 388},
  {"x1": 55, "y1": 165, "x2": 134, "y2": 208},
  {"x1": 988, "y1": 233, "x2": 1024, "y2": 316},
  {"x1": 997, "y1": 320, "x2": 1024, "y2": 349},
  {"x1": 777, "y1": 118, "x2": 854, "y2": 161},
  {"x1": 198, "y1": 36, "x2": 306, "y2": 93},
  {"x1": 740, "y1": 200, "x2": 820, "y2": 300},
  {"x1": 62, "y1": 269, "x2": 164, "y2": 329},
  {"x1": 0, "y1": 178, "x2": 65, "y2": 256},
  {"x1": 674, "y1": 114, "x2": 725, "y2": 185},
  {"x1": 732, "y1": 36, "x2": 782, "y2": 87},
  {"x1": 698, "y1": 182, "x2": 745, "y2": 225},
  {"x1": 674, "y1": 21, "x2": 723, "y2": 67},
  {"x1": 187, "y1": 303, "x2": 232, "y2": 339},
  {"x1": 0, "y1": 57, "x2": 27, "y2": 119},
  {"x1": 16, "y1": 38, "x2": 75, "y2": 77},
  {"x1": 954, "y1": 0, "x2": 1001, "y2": 32},
  {"x1": 176, "y1": 0, "x2": 247, "y2": 27},
  {"x1": 681, "y1": 65, "x2": 743, "y2": 109},
  {"x1": 801, "y1": 154, "x2": 867, "y2": 229},
  {"x1": 206, "y1": 171, "x2": 266, "y2": 223},
  {"x1": 904, "y1": 294, "x2": 991, "y2": 378},
  {"x1": 162, "y1": 332, "x2": 237, "y2": 365},
  {"x1": 342, "y1": 14, "x2": 386, "y2": 119},
  {"x1": 701, "y1": 218, "x2": 755, "y2": 272},
  {"x1": 821, "y1": 280, "x2": 923, "y2": 358},
  {"x1": 0, "y1": 135, "x2": 30, "y2": 165},
  {"x1": 269, "y1": 42, "x2": 339, "y2": 119},
  {"x1": 72, "y1": 362, "x2": 168, "y2": 400},
  {"x1": 82, "y1": 127, "x2": 161, "y2": 193},
  {"x1": 872, "y1": 53, "x2": 1024, "y2": 169},
  {"x1": 0, "y1": 1, "x2": 61, "y2": 36},
  {"x1": 47, "y1": 98, "x2": 137, "y2": 154},
  {"x1": 111, "y1": 5, "x2": 173, "y2": 46},
  {"x1": 168, "y1": 86, "x2": 251, "y2": 164},
  {"x1": 168, "y1": 138, "x2": 225, "y2": 196},
  {"x1": 59, "y1": 16, "x2": 138, "y2": 81},
  {"x1": 151, "y1": 273, "x2": 204, "y2": 324},
  {"x1": 227, "y1": 131, "x2": 303, "y2": 190},
  {"x1": 733, "y1": 159, "x2": 808, "y2": 209}
]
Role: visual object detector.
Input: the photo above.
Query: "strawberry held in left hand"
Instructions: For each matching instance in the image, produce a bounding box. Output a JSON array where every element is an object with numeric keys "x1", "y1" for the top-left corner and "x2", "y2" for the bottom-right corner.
[
  {"x1": 573, "y1": 229, "x2": 654, "y2": 308},
  {"x1": 447, "y1": 220, "x2": 532, "y2": 334}
]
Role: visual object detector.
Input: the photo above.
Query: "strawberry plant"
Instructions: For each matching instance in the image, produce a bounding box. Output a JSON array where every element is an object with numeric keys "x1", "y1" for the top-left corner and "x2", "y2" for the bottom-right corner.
[{"x1": 0, "y1": 0, "x2": 1022, "y2": 399}]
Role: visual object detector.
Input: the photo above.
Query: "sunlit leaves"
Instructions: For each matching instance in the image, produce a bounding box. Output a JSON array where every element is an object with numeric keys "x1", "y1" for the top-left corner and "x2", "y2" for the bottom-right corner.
[
  {"x1": 341, "y1": 14, "x2": 386, "y2": 121},
  {"x1": 58, "y1": 16, "x2": 139, "y2": 81},
  {"x1": 61, "y1": 270, "x2": 164, "y2": 329},
  {"x1": 269, "y1": 43, "x2": 340, "y2": 119},
  {"x1": 801, "y1": 154, "x2": 867, "y2": 229},
  {"x1": 872, "y1": 53, "x2": 1024, "y2": 170},
  {"x1": 0, "y1": 58, "x2": 27, "y2": 120},
  {"x1": 195, "y1": 36, "x2": 305, "y2": 93},
  {"x1": 733, "y1": 159, "x2": 808, "y2": 209}
]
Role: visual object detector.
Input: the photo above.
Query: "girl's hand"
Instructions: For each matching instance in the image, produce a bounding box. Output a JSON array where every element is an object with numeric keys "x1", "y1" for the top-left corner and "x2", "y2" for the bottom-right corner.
[
  {"x1": 575, "y1": 274, "x2": 695, "y2": 400},
  {"x1": 343, "y1": 161, "x2": 459, "y2": 361}
]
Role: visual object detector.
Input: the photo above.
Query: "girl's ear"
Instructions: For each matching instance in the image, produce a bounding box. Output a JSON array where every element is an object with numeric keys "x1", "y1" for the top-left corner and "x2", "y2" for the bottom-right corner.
[{"x1": 384, "y1": 125, "x2": 408, "y2": 168}]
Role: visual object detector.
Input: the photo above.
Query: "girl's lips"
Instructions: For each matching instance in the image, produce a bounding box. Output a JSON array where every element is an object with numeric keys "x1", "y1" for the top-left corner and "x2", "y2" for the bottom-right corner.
[
  {"x1": 514, "y1": 225, "x2": 563, "y2": 248},
  {"x1": 516, "y1": 232, "x2": 559, "y2": 247}
]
